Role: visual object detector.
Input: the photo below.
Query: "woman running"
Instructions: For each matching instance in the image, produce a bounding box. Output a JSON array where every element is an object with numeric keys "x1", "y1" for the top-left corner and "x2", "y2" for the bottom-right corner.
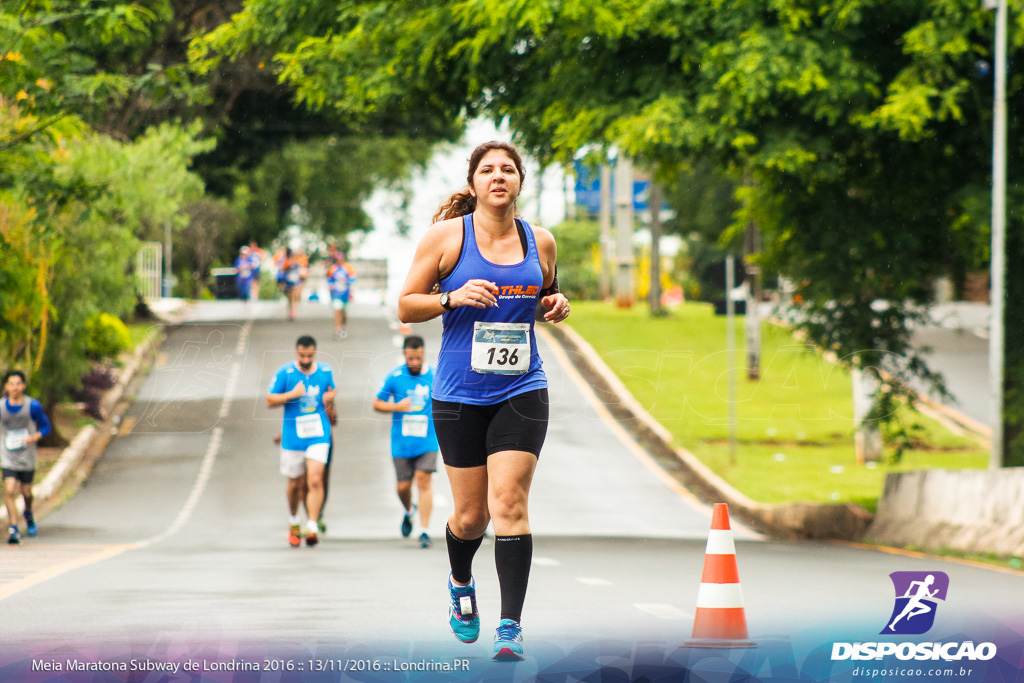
[{"x1": 398, "y1": 141, "x2": 570, "y2": 661}]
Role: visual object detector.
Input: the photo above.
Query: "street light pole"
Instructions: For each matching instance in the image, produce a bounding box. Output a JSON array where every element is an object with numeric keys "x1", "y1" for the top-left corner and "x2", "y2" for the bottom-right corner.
[
  {"x1": 726, "y1": 254, "x2": 737, "y2": 465},
  {"x1": 989, "y1": 0, "x2": 1007, "y2": 469},
  {"x1": 614, "y1": 156, "x2": 635, "y2": 307}
]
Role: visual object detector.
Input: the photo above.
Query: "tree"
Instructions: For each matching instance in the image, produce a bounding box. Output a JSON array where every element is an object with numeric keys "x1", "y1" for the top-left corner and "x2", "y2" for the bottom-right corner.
[
  {"x1": 239, "y1": 135, "x2": 436, "y2": 246},
  {"x1": 0, "y1": 115, "x2": 214, "y2": 435},
  {"x1": 178, "y1": 197, "x2": 243, "y2": 298},
  {"x1": 199, "y1": 0, "x2": 1022, "y2": 462}
]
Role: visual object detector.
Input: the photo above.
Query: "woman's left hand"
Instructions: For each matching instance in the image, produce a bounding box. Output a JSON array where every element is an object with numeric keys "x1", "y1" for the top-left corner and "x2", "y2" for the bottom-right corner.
[{"x1": 541, "y1": 293, "x2": 571, "y2": 323}]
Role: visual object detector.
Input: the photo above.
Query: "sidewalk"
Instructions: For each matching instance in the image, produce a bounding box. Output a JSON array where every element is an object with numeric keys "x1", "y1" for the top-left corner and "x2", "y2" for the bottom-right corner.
[
  {"x1": 913, "y1": 302, "x2": 991, "y2": 432},
  {"x1": 145, "y1": 297, "x2": 191, "y2": 323},
  {"x1": 924, "y1": 301, "x2": 990, "y2": 337}
]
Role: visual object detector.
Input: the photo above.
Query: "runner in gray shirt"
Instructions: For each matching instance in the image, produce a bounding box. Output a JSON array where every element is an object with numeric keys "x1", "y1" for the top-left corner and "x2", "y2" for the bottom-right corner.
[{"x1": 2, "y1": 370, "x2": 51, "y2": 544}]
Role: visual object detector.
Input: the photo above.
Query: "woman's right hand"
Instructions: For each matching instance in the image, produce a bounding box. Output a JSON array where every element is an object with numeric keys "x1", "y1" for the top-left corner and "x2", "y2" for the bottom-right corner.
[{"x1": 452, "y1": 279, "x2": 499, "y2": 308}]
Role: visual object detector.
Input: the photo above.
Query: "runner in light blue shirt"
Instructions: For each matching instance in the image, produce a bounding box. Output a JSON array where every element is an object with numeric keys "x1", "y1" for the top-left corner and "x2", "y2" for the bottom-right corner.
[
  {"x1": 373, "y1": 335, "x2": 439, "y2": 548},
  {"x1": 266, "y1": 335, "x2": 335, "y2": 548}
]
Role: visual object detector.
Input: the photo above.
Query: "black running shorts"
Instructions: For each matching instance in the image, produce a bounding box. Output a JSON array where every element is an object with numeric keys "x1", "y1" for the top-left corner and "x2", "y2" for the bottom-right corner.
[
  {"x1": 432, "y1": 388, "x2": 549, "y2": 468},
  {"x1": 1, "y1": 468, "x2": 34, "y2": 484}
]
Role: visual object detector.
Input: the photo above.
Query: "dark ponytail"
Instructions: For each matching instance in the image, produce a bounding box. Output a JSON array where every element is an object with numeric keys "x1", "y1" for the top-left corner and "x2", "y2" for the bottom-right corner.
[{"x1": 433, "y1": 189, "x2": 477, "y2": 222}]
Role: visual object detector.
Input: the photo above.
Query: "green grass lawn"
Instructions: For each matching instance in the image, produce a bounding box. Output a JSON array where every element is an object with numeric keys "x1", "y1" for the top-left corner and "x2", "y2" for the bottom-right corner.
[
  {"x1": 127, "y1": 322, "x2": 161, "y2": 350},
  {"x1": 566, "y1": 301, "x2": 987, "y2": 512}
]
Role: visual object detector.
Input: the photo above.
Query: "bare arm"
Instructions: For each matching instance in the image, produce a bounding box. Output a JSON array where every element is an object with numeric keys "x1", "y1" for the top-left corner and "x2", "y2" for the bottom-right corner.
[
  {"x1": 398, "y1": 218, "x2": 500, "y2": 322},
  {"x1": 373, "y1": 397, "x2": 412, "y2": 413},
  {"x1": 266, "y1": 381, "x2": 304, "y2": 408}
]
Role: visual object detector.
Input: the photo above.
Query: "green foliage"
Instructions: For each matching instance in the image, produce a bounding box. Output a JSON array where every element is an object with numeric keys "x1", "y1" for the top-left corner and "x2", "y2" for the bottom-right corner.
[
  {"x1": 240, "y1": 136, "x2": 435, "y2": 245},
  {"x1": 663, "y1": 159, "x2": 741, "y2": 245},
  {"x1": 58, "y1": 121, "x2": 212, "y2": 242},
  {"x1": 0, "y1": 115, "x2": 212, "y2": 415},
  {"x1": 178, "y1": 197, "x2": 244, "y2": 294},
  {"x1": 81, "y1": 313, "x2": 131, "y2": 360},
  {"x1": 3, "y1": 0, "x2": 1022, "y2": 465},
  {"x1": 548, "y1": 220, "x2": 600, "y2": 300},
  {"x1": 0, "y1": 1, "x2": 179, "y2": 143}
]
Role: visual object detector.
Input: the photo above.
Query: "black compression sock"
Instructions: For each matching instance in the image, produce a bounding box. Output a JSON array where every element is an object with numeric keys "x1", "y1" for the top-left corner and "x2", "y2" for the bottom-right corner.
[
  {"x1": 446, "y1": 523, "x2": 483, "y2": 585},
  {"x1": 494, "y1": 533, "x2": 533, "y2": 623}
]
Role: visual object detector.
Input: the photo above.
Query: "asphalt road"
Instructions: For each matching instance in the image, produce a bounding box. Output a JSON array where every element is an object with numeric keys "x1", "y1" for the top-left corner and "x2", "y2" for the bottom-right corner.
[
  {"x1": 910, "y1": 325, "x2": 989, "y2": 429},
  {"x1": 0, "y1": 297, "x2": 1019, "y2": 681}
]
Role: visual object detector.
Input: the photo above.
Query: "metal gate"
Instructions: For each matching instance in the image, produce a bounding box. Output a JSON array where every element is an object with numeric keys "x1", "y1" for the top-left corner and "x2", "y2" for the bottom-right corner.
[{"x1": 136, "y1": 242, "x2": 162, "y2": 299}]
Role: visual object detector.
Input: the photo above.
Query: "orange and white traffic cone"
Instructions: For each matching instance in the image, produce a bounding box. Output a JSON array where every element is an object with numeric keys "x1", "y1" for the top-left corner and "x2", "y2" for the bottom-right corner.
[
  {"x1": 399, "y1": 323, "x2": 412, "y2": 335},
  {"x1": 683, "y1": 503, "x2": 755, "y2": 648}
]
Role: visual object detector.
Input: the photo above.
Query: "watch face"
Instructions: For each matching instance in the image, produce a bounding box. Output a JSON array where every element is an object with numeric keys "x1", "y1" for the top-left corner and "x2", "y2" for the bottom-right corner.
[{"x1": 440, "y1": 292, "x2": 450, "y2": 308}]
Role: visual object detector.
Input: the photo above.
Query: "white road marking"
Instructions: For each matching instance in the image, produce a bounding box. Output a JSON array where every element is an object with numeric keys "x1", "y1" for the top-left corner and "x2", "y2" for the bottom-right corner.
[
  {"x1": 532, "y1": 557, "x2": 561, "y2": 567},
  {"x1": 139, "y1": 322, "x2": 250, "y2": 548},
  {"x1": 576, "y1": 577, "x2": 614, "y2": 587},
  {"x1": 634, "y1": 603, "x2": 692, "y2": 620}
]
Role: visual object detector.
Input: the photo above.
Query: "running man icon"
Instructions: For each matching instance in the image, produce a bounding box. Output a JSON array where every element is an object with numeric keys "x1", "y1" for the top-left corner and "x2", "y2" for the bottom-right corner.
[{"x1": 882, "y1": 571, "x2": 949, "y2": 635}]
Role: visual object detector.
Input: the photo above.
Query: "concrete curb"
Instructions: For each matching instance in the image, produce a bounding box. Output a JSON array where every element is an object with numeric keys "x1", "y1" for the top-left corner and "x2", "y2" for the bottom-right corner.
[
  {"x1": 1, "y1": 329, "x2": 161, "y2": 526},
  {"x1": 543, "y1": 322, "x2": 873, "y2": 541}
]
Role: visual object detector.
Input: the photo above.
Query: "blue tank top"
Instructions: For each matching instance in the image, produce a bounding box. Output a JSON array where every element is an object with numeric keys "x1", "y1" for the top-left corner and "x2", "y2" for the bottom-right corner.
[{"x1": 434, "y1": 214, "x2": 548, "y2": 405}]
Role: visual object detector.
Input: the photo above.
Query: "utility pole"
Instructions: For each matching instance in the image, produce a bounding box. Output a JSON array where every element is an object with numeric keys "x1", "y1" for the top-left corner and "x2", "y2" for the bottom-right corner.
[
  {"x1": 614, "y1": 156, "x2": 635, "y2": 307},
  {"x1": 989, "y1": 0, "x2": 1007, "y2": 469},
  {"x1": 744, "y1": 216, "x2": 762, "y2": 380},
  {"x1": 599, "y1": 164, "x2": 612, "y2": 300},
  {"x1": 648, "y1": 181, "x2": 665, "y2": 315},
  {"x1": 726, "y1": 255, "x2": 737, "y2": 465}
]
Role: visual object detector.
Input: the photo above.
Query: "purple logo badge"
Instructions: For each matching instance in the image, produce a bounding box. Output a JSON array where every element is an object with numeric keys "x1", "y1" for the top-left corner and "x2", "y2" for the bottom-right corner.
[{"x1": 881, "y1": 571, "x2": 949, "y2": 635}]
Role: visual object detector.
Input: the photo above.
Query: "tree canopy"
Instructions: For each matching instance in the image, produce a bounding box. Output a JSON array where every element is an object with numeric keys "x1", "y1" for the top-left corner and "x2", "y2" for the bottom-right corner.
[{"x1": 198, "y1": 0, "x2": 1023, "y2": 462}]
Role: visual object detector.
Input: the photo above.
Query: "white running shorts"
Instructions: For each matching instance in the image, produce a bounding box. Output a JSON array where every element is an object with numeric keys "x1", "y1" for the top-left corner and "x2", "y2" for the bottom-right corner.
[{"x1": 280, "y1": 442, "x2": 330, "y2": 478}]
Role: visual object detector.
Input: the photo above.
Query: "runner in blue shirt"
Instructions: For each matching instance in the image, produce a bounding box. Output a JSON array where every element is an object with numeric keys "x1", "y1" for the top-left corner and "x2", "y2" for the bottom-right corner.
[
  {"x1": 235, "y1": 246, "x2": 255, "y2": 302},
  {"x1": 397, "y1": 141, "x2": 570, "y2": 661},
  {"x1": 373, "y1": 335, "x2": 439, "y2": 549},
  {"x1": 266, "y1": 335, "x2": 335, "y2": 547},
  {"x1": 327, "y1": 252, "x2": 357, "y2": 339}
]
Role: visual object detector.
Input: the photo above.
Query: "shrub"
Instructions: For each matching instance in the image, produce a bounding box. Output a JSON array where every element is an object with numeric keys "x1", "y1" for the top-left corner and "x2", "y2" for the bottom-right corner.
[{"x1": 81, "y1": 313, "x2": 131, "y2": 360}]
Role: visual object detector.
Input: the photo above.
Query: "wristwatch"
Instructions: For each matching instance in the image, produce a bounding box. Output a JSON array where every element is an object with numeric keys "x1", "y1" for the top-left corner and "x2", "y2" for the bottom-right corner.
[{"x1": 439, "y1": 291, "x2": 454, "y2": 311}]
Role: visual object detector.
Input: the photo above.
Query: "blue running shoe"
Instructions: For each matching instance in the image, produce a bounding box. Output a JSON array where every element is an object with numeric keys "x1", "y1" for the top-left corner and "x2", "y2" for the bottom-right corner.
[
  {"x1": 7, "y1": 526, "x2": 21, "y2": 545},
  {"x1": 493, "y1": 619, "x2": 524, "y2": 661},
  {"x1": 401, "y1": 505, "x2": 416, "y2": 538},
  {"x1": 448, "y1": 575, "x2": 479, "y2": 643},
  {"x1": 25, "y1": 513, "x2": 36, "y2": 537},
  {"x1": 419, "y1": 531, "x2": 431, "y2": 548}
]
